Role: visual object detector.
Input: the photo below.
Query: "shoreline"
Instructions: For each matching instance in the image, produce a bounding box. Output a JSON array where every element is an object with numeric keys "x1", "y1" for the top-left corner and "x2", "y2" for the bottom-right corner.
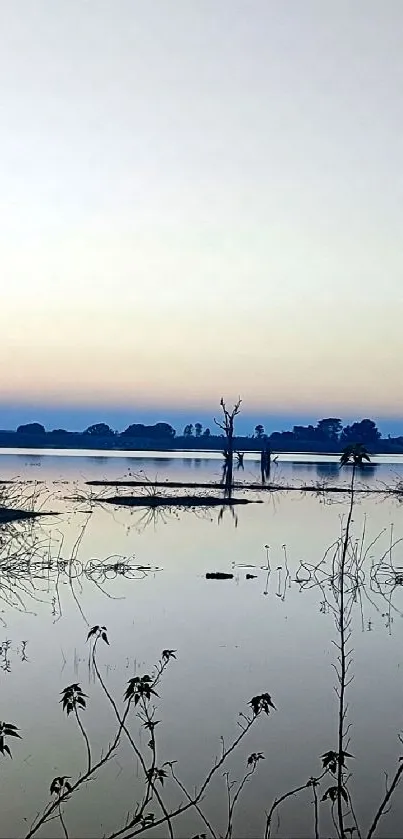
[{"x1": 1, "y1": 441, "x2": 403, "y2": 457}]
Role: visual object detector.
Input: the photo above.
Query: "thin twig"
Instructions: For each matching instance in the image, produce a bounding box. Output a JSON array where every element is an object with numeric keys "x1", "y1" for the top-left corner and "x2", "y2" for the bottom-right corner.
[{"x1": 366, "y1": 761, "x2": 403, "y2": 839}]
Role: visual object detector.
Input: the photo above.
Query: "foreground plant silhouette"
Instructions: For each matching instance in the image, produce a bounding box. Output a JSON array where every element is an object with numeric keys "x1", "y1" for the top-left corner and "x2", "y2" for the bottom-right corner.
[
  {"x1": 0, "y1": 721, "x2": 21, "y2": 758},
  {"x1": 265, "y1": 444, "x2": 403, "y2": 839},
  {"x1": 22, "y1": 624, "x2": 276, "y2": 839},
  {"x1": 336, "y1": 444, "x2": 403, "y2": 838}
]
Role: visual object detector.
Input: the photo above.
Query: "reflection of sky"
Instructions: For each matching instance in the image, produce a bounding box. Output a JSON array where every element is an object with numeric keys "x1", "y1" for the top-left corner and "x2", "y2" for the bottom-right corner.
[
  {"x1": 1, "y1": 457, "x2": 403, "y2": 836},
  {"x1": 0, "y1": 448, "x2": 403, "y2": 485},
  {"x1": 1, "y1": 2, "x2": 403, "y2": 420}
]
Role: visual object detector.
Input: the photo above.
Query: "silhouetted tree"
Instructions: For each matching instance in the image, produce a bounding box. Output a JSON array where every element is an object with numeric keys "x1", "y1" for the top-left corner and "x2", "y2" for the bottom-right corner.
[
  {"x1": 84, "y1": 423, "x2": 114, "y2": 437},
  {"x1": 16, "y1": 423, "x2": 46, "y2": 435},
  {"x1": 255, "y1": 424, "x2": 265, "y2": 439},
  {"x1": 121, "y1": 424, "x2": 147, "y2": 438},
  {"x1": 269, "y1": 431, "x2": 295, "y2": 442},
  {"x1": 202, "y1": 428, "x2": 211, "y2": 438},
  {"x1": 153, "y1": 423, "x2": 176, "y2": 439},
  {"x1": 316, "y1": 418, "x2": 342, "y2": 442},
  {"x1": 121, "y1": 423, "x2": 175, "y2": 439},
  {"x1": 194, "y1": 423, "x2": 203, "y2": 437},
  {"x1": 214, "y1": 397, "x2": 242, "y2": 495},
  {"x1": 214, "y1": 398, "x2": 241, "y2": 449},
  {"x1": 340, "y1": 419, "x2": 381, "y2": 445},
  {"x1": 292, "y1": 424, "x2": 317, "y2": 441},
  {"x1": 183, "y1": 424, "x2": 193, "y2": 437}
]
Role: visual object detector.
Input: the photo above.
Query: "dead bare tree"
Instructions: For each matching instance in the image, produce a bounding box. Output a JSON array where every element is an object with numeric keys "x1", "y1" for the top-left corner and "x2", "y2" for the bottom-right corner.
[{"x1": 214, "y1": 398, "x2": 242, "y2": 497}]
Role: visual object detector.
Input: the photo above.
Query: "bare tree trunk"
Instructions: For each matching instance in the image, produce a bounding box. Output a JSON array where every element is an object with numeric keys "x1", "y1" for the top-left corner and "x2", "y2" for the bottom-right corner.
[{"x1": 214, "y1": 398, "x2": 241, "y2": 498}]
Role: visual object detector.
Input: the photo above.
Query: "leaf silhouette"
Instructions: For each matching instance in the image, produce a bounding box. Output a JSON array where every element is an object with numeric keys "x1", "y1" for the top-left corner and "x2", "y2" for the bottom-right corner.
[
  {"x1": 321, "y1": 749, "x2": 354, "y2": 774},
  {"x1": 322, "y1": 785, "x2": 348, "y2": 804},
  {"x1": 322, "y1": 786, "x2": 338, "y2": 803},
  {"x1": 144, "y1": 719, "x2": 160, "y2": 731},
  {"x1": 162, "y1": 649, "x2": 177, "y2": 662},
  {"x1": 3, "y1": 728, "x2": 21, "y2": 739},
  {"x1": 321, "y1": 750, "x2": 338, "y2": 774},
  {"x1": 249, "y1": 693, "x2": 276, "y2": 716},
  {"x1": 60, "y1": 684, "x2": 87, "y2": 716},
  {"x1": 87, "y1": 625, "x2": 99, "y2": 641},
  {"x1": 247, "y1": 752, "x2": 265, "y2": 766},
  {"x1": 147, "y1": 767, "x2": 167, "y2": 787},
  {"x1": 50, "y1": 776, "x2": 71, "y2": 796},
  {"x1": 340, "y1": 444, "x2": 371, "y2": 466},
  {"x1": 125, "y1": 675, "x2": 158, "y2": 704},
  {"x1": 0, "y1": 721, "x2": 22, "y2": 759}
]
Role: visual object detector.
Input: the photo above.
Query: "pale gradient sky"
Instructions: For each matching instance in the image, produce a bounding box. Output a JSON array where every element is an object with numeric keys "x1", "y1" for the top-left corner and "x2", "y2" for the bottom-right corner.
[{"x1": 1, "y1": 1, "x2": 403, "y2": 422}]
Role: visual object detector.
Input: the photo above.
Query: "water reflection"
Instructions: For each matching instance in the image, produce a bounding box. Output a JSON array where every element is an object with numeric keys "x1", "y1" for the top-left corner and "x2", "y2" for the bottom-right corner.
[
  {"x1": 0, "y1": 515, "x2": 164, "y2": 621},
  {"x1": 315, "y1": 461, "x2": 340, "y2": 478},
  {"x1": 4, "y1": 514, "x2": 402, "y2": 839},
  {"x1": 0, "y1": 639, "x2": 29, "y2": 672},
  {"x1": 2, "y1": 460, "x2": 403, "y2": 837}
]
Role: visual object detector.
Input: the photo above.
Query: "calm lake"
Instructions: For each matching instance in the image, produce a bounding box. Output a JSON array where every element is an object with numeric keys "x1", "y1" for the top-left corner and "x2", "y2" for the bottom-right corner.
[{"x1": 1, "y1": 449, "x2": 403, "y2": 839}]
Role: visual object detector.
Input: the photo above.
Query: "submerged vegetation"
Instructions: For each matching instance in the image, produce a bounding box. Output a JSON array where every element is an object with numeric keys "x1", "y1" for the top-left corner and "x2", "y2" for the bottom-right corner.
[{"x1": 0, "y1": 480, "x2": 56, "y2": 523}]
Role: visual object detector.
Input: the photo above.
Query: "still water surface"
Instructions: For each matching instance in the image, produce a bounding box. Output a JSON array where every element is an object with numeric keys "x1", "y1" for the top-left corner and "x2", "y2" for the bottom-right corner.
[{"x1": 1, "y1": 450, "x2": 403, "y2": 838}]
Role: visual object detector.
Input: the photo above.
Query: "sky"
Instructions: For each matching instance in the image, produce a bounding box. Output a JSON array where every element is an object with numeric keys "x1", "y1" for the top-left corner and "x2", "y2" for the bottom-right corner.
[{"x1": 1, "y1": 1, "x2": 403, "y2": 431}]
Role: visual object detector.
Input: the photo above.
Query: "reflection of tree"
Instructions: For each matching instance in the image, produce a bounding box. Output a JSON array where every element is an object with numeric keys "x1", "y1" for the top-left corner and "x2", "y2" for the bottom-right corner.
[
  {"x1": 218, "y1": 502, "x2": 238, "y2": 528},
  {"x1": 0, "y1": 513, "x2": 163, "y2": 623},
  {"x1": 123, "y1": 501, "x2": 214, "y2": 534},
  {"x1": 315, "y1": 461, "x2": 340, "y2": 479},
  {"x1": 0, "y1": 500, "x2": 53, "y2": 617},
  {"x1": 68, "y1": 478, "x2": 242, "y2": 533},
  {"x1": 0, "y1": 639, "x2": 29, "y2": 672}
]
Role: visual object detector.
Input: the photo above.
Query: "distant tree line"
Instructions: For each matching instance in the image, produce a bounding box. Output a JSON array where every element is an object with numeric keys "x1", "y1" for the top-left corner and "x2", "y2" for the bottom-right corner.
[
  {"x1": 11, "y1": 416, "x2": 389, "y2": 448},
  {"x1": 14, "y1": 421, "x2": 177, "y2": 441},
  {"x1": 268, "y1": 417, "x2": 382, "y2": 446}
]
